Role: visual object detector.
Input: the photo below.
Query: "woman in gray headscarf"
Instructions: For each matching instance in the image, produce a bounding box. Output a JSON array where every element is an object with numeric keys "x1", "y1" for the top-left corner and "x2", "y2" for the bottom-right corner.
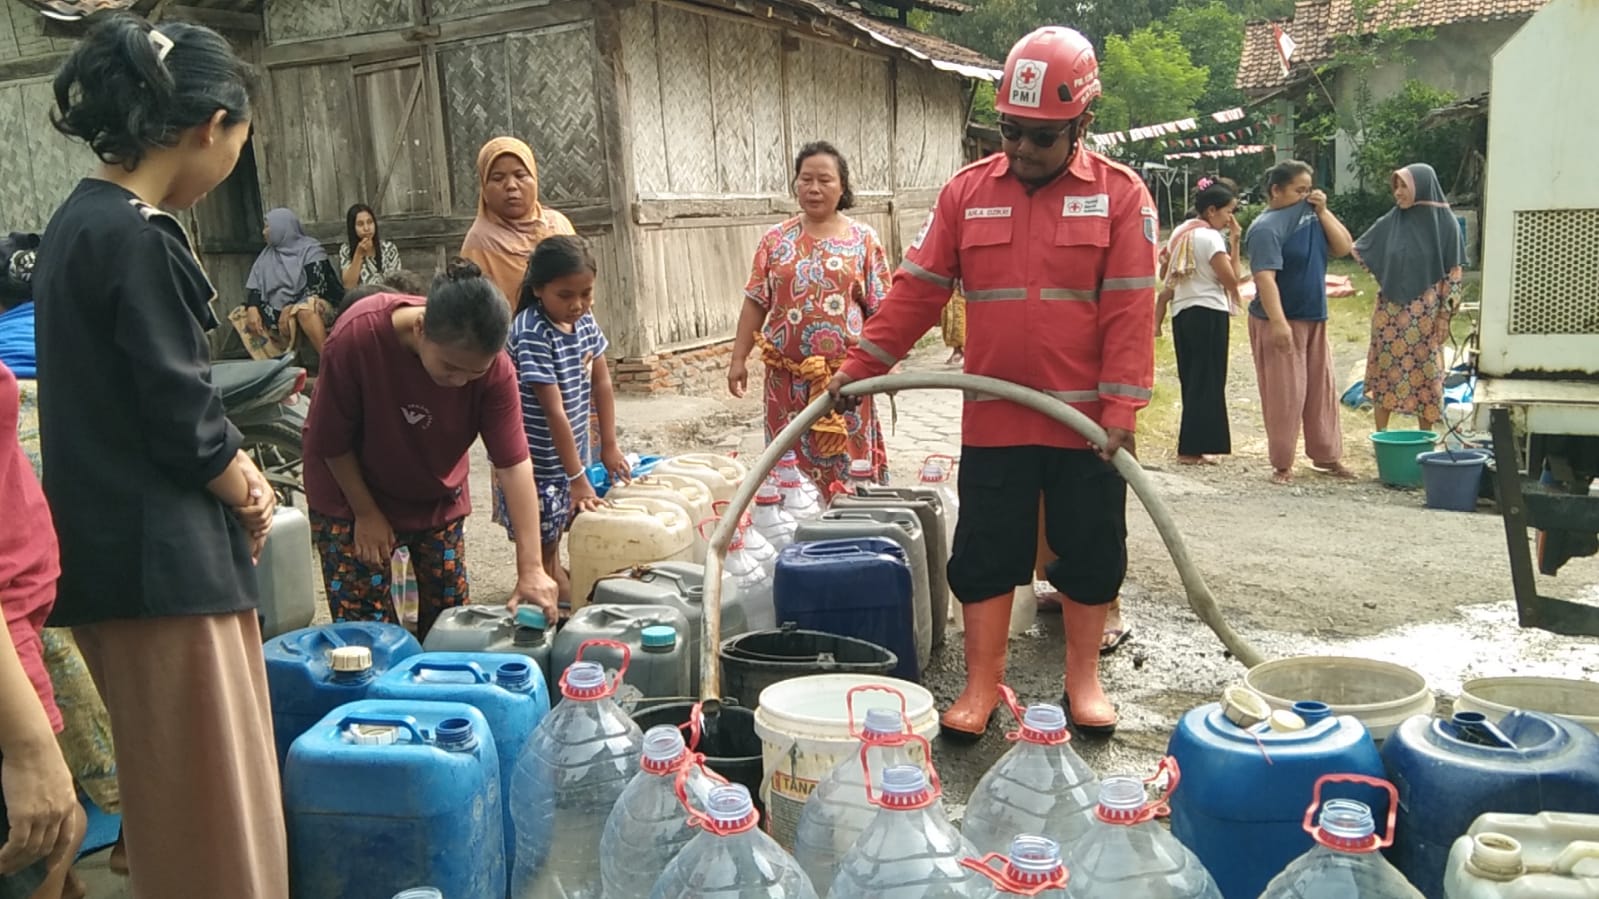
[
  {"x1": 1354, "y1": 163, "x2": 1467, "y2": 432},
  {"x1": 232, "y1": 207, "x2": 344, "y2": 358}
]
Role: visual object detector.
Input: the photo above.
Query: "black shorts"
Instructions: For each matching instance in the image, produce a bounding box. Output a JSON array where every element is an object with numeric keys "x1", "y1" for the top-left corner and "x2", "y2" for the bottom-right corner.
[{"x1": 947, "y1": 445, "x2": 1127, "y2": 606}]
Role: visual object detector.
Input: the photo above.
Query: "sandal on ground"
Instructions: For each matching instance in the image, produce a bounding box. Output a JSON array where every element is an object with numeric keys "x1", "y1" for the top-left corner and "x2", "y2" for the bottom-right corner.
[{"x1": 1100, "y1": 627, "x2": 1133, "y2": 656}]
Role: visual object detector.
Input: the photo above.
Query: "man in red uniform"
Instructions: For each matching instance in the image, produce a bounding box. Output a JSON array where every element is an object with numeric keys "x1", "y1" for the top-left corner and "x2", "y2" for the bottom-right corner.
[{"x1": 827, "y1": 26, "x2": 1157, "y2": 739}]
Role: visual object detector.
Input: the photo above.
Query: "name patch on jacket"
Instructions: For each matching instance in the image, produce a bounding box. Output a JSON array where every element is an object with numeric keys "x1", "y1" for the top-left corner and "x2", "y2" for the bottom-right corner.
[
  {"x1": 964, "y1": 206, "x2": 1013, "y2": 219},
  {"x1": 1062, "y1": 194, "x2": 1110, "y2": 217}
]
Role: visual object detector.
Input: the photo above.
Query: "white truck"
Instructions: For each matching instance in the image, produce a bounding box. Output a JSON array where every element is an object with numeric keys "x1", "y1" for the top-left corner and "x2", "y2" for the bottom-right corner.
[{"x1": 1472, "y1": 0, "x2": 1599, "y2": 636}]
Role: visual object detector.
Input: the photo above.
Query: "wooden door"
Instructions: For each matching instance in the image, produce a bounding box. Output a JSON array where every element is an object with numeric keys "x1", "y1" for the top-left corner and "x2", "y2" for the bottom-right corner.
[{"x1": 354, "y1": 56, "x2": 443, "y2": 217}]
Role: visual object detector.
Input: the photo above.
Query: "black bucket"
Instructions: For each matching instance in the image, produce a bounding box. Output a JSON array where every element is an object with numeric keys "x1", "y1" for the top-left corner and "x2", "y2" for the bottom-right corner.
[
  {"x1": 632, "y1": 700, "x2": 765, "y2": 815},
  {"x1": 720, "y1": 627, "x2": 898, "y2": 711}
]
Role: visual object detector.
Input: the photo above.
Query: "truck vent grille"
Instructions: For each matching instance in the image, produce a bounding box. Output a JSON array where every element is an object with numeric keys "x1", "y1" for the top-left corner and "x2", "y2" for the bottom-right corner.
[{"x1": 1511, "y1": 209, "x2": 1599, "y2": 335}]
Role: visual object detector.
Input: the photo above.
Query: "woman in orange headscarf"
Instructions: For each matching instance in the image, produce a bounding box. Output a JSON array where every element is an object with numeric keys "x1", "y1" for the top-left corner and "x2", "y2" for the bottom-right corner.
[{"x1": 460, "y1": 137, "x2": 575, "y2": 304}]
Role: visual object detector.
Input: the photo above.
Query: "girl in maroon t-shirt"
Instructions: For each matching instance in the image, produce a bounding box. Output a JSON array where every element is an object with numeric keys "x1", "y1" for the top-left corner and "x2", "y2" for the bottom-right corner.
[{"x1": 302, "y1": 259, "x2": 560, "y2": 637}]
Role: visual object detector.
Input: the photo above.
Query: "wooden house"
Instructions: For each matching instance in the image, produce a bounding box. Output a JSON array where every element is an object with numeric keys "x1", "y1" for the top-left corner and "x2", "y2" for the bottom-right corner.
[{"x1": 0, "y1": 0, "x2": 997, "y2": 386}]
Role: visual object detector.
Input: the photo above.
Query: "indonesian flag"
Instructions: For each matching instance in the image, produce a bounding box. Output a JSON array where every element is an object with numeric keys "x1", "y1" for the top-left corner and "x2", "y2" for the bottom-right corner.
[{"x1": 1273, "y1": 24, "x2": 1297, "y2": 76}]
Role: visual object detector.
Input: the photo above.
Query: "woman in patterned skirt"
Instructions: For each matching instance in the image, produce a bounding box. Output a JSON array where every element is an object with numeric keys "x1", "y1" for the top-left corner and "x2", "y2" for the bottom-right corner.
[
  {"x1": 1354, "y1": 163, "x2": 1467, "y2": 432},
  {"x1": 727, "y1": 141, "x2": 892, "y2": 493}
]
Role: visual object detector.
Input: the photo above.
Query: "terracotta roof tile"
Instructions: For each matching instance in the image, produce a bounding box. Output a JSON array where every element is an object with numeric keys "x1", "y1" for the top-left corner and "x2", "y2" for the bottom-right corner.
[{"x1": 1237, "y1": 0, "x2": 1550, "y2": 93}]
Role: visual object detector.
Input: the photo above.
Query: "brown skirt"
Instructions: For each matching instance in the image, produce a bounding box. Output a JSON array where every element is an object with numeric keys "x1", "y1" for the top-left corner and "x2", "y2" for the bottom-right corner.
[{"x1": 74, "y1": 611, "x2": 288, "y2": 899}]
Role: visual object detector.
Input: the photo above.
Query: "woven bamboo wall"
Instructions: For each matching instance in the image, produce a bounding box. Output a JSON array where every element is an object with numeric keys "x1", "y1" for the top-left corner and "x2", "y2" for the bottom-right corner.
[
  {"x1": 638, "y1": 210, "x2": 895, "y2": 349},
  {"x1": 895, "y1": 63, "x2": 966, "y2": 189},
  {"x1": 436, "y1": 22, "x2": 607, "y2": 212},
  {"x1": 265, "y1": 0, "x2": 413, "y2": 43},
  {"x1": 0, "y1": 78, "x2": 85, "y2": 233}
]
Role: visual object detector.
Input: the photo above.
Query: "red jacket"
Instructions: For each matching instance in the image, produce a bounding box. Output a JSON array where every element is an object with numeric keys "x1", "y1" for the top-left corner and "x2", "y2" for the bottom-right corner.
[{"x1": 841, "y1": 150, "x2": 1158, "y2": 449}]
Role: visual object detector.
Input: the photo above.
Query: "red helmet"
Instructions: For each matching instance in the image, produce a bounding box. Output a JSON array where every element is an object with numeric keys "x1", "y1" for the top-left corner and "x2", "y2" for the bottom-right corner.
[{"x1": 995, "y1": 27, "x2": 1101, "y2": 121}]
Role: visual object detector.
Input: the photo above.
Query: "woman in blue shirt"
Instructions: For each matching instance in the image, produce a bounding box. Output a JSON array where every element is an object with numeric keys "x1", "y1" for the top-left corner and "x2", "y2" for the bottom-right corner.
[{"x1": 1246, "y1": 160, "x2": 1356, "y2": 485}]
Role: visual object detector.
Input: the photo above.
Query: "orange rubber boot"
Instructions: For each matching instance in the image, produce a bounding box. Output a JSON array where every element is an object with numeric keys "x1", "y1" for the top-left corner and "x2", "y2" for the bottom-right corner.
[
  {"x1": 1062, "y1": 599, "x2": 1117, "y2": 736},
  {"x1": 940, "y1": 595, "x2": 1013, "y2": 740}
]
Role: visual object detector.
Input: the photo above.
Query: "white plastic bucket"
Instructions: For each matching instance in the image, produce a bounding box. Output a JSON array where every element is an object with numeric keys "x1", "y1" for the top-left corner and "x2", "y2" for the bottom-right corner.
[
  {"x1": 1244, "y1": 655, "x2": 1433, "y2": 744},
  {"x1": 1455, "y1": 676, "x2": 1599, "y2": 734},
  {"x1": 752, "y1": 674, "x2": 938, "y2": 850}
]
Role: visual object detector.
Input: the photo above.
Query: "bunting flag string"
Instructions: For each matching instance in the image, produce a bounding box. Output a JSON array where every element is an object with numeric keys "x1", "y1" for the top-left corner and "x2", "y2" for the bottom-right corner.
[
  {"x1": 1090, "y1": 109, "x2": 1281, "y2": 151},
  {"x1": 1164, "y1": 144, "x2": 1271, "y2": 160},
  {"x1": 1089, "y1": 106, "x2": 1248, "y2": 149}
]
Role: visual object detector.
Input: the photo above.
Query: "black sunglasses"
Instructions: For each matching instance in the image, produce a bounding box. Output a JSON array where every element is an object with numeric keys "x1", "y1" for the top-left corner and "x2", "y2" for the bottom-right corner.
[{"x1": 999, "y1": 120, "x2": 1075, "y2": 149}]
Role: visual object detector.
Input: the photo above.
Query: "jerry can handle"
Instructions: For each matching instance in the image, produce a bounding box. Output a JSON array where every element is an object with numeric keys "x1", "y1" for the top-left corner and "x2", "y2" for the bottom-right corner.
[
  {"x1": 860, "y1": 732, "x2": 940, "y2": 809},
  {"x1": 960, "y1": 852, "x2": 1070, "y2": 896},
  {"x1": 314, "y1": 627, "x2": 351, "y2": 651},
  {"x1": 1303, "y1": 773, "x2": 1399, "y2": 852},
  {"x1": 405, "y1": 660, "x2": 491, "y2": 684},
  {"x1": 1551, "y1": 841, "x2": 1599, "y2": 876},
  {"x1": 799, "y1": 542, "x2": 866, "y2": 558},
  {"x1": 845, "y1": 684, "x2": 908, "y2": 739},
  {"x1": 337, "y1": 713, "x2": 425, "y2": 745}
]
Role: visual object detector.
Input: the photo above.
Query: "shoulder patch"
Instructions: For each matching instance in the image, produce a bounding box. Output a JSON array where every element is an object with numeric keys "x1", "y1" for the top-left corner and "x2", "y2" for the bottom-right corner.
[
  {"x1": 910, "y1": 210, "x2": 935, "y2": 250},
  {"x1": 1143, "y1": 211, "x2": 1158, "y2": 244}
]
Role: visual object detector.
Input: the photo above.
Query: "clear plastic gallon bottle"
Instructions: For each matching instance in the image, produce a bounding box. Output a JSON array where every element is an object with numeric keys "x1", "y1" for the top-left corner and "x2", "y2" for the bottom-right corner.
[
  {"x1": 751, "y1": 485, "x2": 800, "y2": 556},
  {"x1": 601, "y1": 724, "x2": 725, "y2": 899},
  {"x1": 712, "y1": 517, "x2": 776, "y2": 631},
  {"x1": 1259, "y1": 775, "x2": 1422, "y2": 899},
  {"x1": 1065, "y1": 760, "x2": 1223, "y2": 899},
  {"x1": 774, "y1": 451, "x2": 824, "y2": 522},
  {"x1": 511, "y1": 644, "x2": 644, "y2": 899},
  {"x1": 648, "y1": 783, "x2": 818, "y2": 899},
  {"x1": 795, "y1": 695, "x2": 918, "y2": 896},
  {"x1": 846, "y1": 459, "x2": 877, "y2": 495},
  {"x1": 964, "y1": 835, "x2": 1072, "y2": 899},
  {"x1": 828, "y1": 762, "x2": 977, "y2": 899},
  {"x1": 963, "y1": 689, "x2": 1100, "y2": 857},
  {"x1": 718, "y1": 501, "x2": 779, "y2": 578},
  {"x1": 917, "y1": 455, "x2": 959, "y2": 557}
]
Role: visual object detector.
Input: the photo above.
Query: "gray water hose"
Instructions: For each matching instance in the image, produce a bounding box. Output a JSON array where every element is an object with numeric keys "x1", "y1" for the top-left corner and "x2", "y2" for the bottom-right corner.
[{"x1": 699, "y1": 372, "x2": 1265, "y2": 702}]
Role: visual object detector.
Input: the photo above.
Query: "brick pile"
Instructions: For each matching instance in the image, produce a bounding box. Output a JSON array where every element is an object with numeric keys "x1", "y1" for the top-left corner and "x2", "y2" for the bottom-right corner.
[{"x1": 611, "y1": 341, "x2": 765, "y2": 396}]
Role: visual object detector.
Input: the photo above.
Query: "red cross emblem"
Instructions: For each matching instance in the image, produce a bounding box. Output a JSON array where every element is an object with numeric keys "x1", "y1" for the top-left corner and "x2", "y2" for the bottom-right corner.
[
  {"x1": 1019, "y1": 64, "x2": 1039, "y2": 86},
  {"x1": 1068, "y1": 200, "x2": 1082, "y2": 213}
]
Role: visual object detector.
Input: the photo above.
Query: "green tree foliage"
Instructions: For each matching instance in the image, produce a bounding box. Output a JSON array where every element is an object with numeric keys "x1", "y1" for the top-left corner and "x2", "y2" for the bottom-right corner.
[
  {"x1": 1095, "y1": 26, "x2": 1208, "y2": 132},
  {"x1": 1354, "y1": 80, "x2": 1472, "y2": 193},
  {"x1": 1162, "y1": 1, "x2": 1245, "y2": 111}
]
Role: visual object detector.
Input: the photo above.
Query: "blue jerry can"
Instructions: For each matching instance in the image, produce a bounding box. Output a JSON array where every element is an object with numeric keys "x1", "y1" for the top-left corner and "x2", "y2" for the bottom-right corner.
[
  {"x1": 1167, "y1": 699, "x2": 1388, "y2": 898},
  {"x1": 285, "y1": 699, "x2": 505, "y2": 899},
  {"x1": 263, "y1": 622, "x2": 422, "y2": 769},
  {"x1": 371, "y1": 652, "x2": 550, "y2": 881},
  {"x1": 1381, "y1": 709, "x2": 1599, "y2": 899},
  {"x1": 774, "y1": 537, "x2": 917, "y2": 681}
]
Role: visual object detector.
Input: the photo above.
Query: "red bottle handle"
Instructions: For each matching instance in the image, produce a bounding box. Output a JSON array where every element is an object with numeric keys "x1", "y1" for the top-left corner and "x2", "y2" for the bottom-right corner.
[
  {"x1": 860, "y1": 732, "x2": 940, "y2": 810},
  {"x1": 960, "y1": 852, "x2": 1071, "y2": 896},
  {"x1": 559, "y1": 639, "x2": 631, "y2": 699},
  {"x1": 998, "y1": 685, "x2": 1072, "y2": 746},
  {"x1": 1302, "y1": 773, "x2": 1399, "y2": 853},
  {"x1": 1095, "y1": 756, "x2": 1181, "y2": 825},
  {"x1": 846, "y1": 684, "x2": 909, "y2": 740}
]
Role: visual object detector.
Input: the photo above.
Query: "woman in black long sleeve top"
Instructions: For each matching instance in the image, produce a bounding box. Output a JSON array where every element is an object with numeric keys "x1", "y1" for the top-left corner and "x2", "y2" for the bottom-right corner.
[{"x1": 31, "y1": 16, "x2": 289, "y2": 897}]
